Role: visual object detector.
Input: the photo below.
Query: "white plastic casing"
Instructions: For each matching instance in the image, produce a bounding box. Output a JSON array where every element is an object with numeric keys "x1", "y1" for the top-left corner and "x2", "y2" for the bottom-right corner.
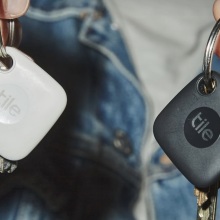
[{"x1": 0, "y1": 47, "x2": 67, "y2": 160}]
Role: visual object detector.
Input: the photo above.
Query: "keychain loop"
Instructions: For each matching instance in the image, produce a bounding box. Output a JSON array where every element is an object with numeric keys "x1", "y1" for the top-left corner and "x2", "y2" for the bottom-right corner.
[
  {"x1": 0, "y1": 28, "x2": 9, "y2": 71},
  {"x1": 203, "y1": 19, "x2": 220, "y2": 93},
  {"x1": 0, "y1": 22, "x2": 8, "y2": 59},
  {"x1": 0, "y1": 19, "x2": 20, "y2": 70}
]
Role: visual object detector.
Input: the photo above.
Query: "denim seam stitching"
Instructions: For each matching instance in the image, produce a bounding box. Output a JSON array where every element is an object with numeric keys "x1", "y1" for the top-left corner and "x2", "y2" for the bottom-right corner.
[
  {"x1": 147, "y1": 169, "x2": 181, "y2": 184},
  {"x1": 26, "y1": 6, "x2": 92, "y2": 21},
  {"x1": 79, "y1": 17, "x2": 145, "y2": 97}
]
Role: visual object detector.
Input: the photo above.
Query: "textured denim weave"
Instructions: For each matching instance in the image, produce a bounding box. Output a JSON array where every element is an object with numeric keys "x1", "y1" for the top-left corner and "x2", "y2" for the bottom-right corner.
[{"x1": 0, "y1": 0, "x2": 147, "y2": 219}]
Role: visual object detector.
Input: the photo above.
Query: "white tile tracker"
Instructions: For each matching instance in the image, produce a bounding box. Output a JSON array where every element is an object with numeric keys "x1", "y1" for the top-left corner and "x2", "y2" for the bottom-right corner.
[{"x1": 0, "y1": 47, "x2": 67, "y2": 161}]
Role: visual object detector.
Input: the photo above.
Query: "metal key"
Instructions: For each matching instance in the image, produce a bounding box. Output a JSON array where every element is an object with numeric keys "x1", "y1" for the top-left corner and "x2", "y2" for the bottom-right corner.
[{"x1": 194, "y1": 183, "x2": 219, "y2": 220}]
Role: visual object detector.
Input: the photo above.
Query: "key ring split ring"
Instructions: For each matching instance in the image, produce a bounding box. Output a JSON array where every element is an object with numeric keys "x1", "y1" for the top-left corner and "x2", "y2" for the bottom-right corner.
[
  {"x1": 0, "y1": 20, "x2": 8, "y2": 58},
  {"x1": 203, "y1": 19, "x2": 220, "y2": 93}
]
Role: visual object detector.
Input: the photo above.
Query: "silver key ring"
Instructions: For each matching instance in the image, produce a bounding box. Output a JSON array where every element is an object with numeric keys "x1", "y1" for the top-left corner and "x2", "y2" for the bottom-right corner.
[
  {"x1": 0, "y1": 19, "x2": 21, "y2": 71},
  {"x1": 203, "y1": 19, "x2": 220, "y2": 93},
  {"x1": 0, "y1": 25, "x2": 8, "y2": 58},
  {"x1": 0, "y1": 19, "x2": 21, "y2": 58}
]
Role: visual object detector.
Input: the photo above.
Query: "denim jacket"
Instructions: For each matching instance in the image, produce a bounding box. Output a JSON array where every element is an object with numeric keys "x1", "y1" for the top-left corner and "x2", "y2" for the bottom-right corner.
[
  {"x1": 0, "y1": 0, "x2": 219, "y2": 220},
  {"x1": 0, "y1": 0, "x2": 147, "y2": 219}
]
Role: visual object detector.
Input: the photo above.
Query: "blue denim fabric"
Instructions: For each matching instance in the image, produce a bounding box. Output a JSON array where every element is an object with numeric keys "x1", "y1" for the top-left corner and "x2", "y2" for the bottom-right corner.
[
  {"x1": 147, "y1": 147, "x2": 197, "y2": 220},
  {"x1": 0, "y1": 0, "x2": 147, "y2": 219}
]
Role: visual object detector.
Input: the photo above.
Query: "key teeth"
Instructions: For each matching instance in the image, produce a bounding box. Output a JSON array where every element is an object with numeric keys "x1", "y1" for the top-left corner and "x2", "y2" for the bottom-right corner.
[
  {"x1": 195, "y1": 183, "x2": 219, "y2": 219},
  {"x1": 0, "y1": 156, "x2": 17, "y2": 173},
  {"x1": 194, "y1": 188, "x2": 209, "y2": 206},
  {"x1": 6, "y1": 163, "x2": 17, "y2": 173}
]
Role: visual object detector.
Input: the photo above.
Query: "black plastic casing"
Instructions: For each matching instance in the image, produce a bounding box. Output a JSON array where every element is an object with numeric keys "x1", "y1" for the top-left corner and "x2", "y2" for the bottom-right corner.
[{"x1": 153, "y1": 72, "x2": 220, "y2": 188}]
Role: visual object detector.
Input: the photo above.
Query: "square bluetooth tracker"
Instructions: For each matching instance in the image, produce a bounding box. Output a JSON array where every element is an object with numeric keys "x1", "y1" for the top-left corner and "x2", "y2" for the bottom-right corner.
[{"x1": 0, "y1": 47, "x2": 67, "y2": 160}]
